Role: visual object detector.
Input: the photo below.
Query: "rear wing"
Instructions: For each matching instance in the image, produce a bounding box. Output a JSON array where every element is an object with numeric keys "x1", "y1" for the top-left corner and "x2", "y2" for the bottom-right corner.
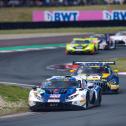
[{"x1": 73, "y1": 61, "x2": 115, "y2": 66}]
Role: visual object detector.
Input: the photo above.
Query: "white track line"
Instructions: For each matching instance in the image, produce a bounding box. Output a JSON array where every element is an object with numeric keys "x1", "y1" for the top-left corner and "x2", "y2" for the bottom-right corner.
[
  {"x1": 0, "y1": 33, "x2": 90, "y2": 40},
  {"x1": 0, "y1": 47, "x2": 59, "y2": 53},
  {"x1": 0, "y1": 112, "x2": 34, "y2": 119},
  {"x1": 0, "y1": 81, "x2": 33, "y2": 88}
]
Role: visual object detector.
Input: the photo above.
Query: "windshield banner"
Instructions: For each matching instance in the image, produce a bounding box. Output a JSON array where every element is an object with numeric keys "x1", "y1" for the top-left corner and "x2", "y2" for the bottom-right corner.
[{"x1": 32, "y1": 10, "x2": 126, "y2": 22}]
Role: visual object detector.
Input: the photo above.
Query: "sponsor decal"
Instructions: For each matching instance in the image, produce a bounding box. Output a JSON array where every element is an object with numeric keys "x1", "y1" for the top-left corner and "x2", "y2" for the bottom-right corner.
[
  {"x1": 103, "y1": 10, "x2": 126, "y2": 20},
  {"x1": 48, "y1": 99, "x2": 60, "y2": 103},
  {"x1": 50, "y1": 94, "x2": 61, "y2": 98},
  {"x1": 44, "y1": 11, "x2": 79, "y2": 22}
]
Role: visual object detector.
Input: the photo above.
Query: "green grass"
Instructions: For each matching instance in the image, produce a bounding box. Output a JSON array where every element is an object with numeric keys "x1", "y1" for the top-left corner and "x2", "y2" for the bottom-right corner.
[
  {"x1": 113, "y1": 58, "x2": 126, "y2": 72},
  {"x1": 98, "y1": 58, "x2": 126, "y2": 72},
  {"x1": 0, "y1": 27, "x2": 126, "y2": 34},
  {"x1": 0, "y1": 84, "x2": 29, "y2": 102},
  {"x1": 0, "y1": 56, "x2": 125, "y2": 116},
  {"x1": 0, "y1": 4, "x2": 126, "y2": 22},
  {"x1": 0, "y1": 84, "x2": 29, "y2": 116}
]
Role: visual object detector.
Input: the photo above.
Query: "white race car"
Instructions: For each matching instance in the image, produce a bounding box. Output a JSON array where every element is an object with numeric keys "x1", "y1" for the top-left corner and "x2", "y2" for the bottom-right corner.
[
  {"x1": 90, "y1": 34, "x2": 116, "y2": 50},
  {"x1": 110, "y1": 31, "x2": 126, "y2": 46},
  {"x1": 28, "y1": 76, "x2": 102, "y2": 111}
]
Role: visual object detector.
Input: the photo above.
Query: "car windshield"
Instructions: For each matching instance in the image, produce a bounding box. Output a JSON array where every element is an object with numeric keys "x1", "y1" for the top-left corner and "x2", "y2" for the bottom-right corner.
[
  {"x1": 90, "y1": 35, "x2": 105, "y2": 40},
  {"x1": 72, "y1": 40, "x2": 91, "y2": 44},
  {"x1": 91, "y1": 34, "x2": 104, "y2": 38},
  {"x1": 76, "y1": 66, "x2": 109, "y2": 75},
  {"x1": 42, "y1": 80, "x2": 79, "y2": 88}
]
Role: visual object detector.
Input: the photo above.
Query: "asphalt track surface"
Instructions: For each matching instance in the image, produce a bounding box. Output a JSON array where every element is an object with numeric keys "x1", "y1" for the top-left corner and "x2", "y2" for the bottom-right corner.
[
  {"x1": 0, "y1": 47, "x2": 125, "y2": 84},
  {"x1": 0, "y1": 35, "x2": 84, "y2": 47},
  {"x1": 0, "y1": 38, "x2": 126, "y2": 126}
]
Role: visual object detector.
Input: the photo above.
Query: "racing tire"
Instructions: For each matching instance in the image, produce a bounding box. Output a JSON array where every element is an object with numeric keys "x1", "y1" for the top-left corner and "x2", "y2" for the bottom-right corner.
[
  {"x1": 29, "y1": 105, "x2": 41, "y2": 112},
  {"x1": 90, "y1": 48, "x2": 96, "y2": 55},
  {"x1": 108, "y1": 41, "x2": 116, "y2": 50},
  {"x1": 90, "y1": 92, "x2": 96, "y2": 104},
  {"x1": 29, "y1": 106, "x2": 38, "y2": 112},
  {"x1": 93, "y1": 47, "x2": 96, "y2": 54},
  {"x1": 93, "y1": 47, "x2": 99, "y2": 54},
  {"x1": 112, "y1": 42, "x2": 116, "y2": 50},
  {"x1": 65, "y1": 51, "x2": 71, "y2": 55},
  {"x1": 112, "y1": 89, "x2": 119, "y2": 94},
  {"x1": 95, "y1": 48, "x2": 99, "y2": 54},
  {"x1": 84, "y1": 92, "x2": 90, "y2": 110},
  {"x1": 97, "y1": 91, "x2": 102, "y2": 106},
  {"x1": 115, "y1": 90, "x2": 119, "y2": 94}
]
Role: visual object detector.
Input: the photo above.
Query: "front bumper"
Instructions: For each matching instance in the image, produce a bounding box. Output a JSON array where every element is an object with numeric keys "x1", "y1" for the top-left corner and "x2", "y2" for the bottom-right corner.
[
  {"x1": 106, "y1": 84, "x2": 120, "y2": 94},
  {"x1": 30, "y1": 102, "x2": 83, "y2": 111},
  {"x1": 96, "y1": 81, "x2": 119, "y2": 94},
  {"x1": 114, "y1": 40, "x2": 126, "y2": 46},
  {"x1": 67, "y1": 49, "x2": 94, "y2": 54}
]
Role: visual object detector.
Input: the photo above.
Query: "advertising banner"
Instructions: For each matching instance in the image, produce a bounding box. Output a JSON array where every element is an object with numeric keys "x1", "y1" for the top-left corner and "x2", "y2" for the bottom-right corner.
[
  {"x1": 32, "y1": 10, "x2": 126, "y2": 22},
  {"x1": 103, "y1": 10, "x2": 126, "y2": 20}
]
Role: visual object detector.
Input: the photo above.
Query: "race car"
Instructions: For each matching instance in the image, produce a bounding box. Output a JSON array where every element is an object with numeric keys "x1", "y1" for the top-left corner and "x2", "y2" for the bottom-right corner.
[
  {"x1": 90, "y1": 34, "x2": 116, "y2": 50},
  {"x1": 110, "y1": 31, "x2": 126, "y2": 46},
  {"x1": 65, "y1": 38, "x2": 99, "y2": 55},
  {"x1": 28, "y1": 76, "x2": 102, "y2": 111},
  {"x1": 70, "y1": 61, "x2": 120, "y2": 94}
]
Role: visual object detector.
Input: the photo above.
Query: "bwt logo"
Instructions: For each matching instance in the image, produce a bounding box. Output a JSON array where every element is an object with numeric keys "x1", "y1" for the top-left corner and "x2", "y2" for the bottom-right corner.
[
  {"x1": 44, "y1": 11, "x2": 79, "y2": 21},
  {"x1": 103, "y1": 10, "x2": 126, "y2": 20}
]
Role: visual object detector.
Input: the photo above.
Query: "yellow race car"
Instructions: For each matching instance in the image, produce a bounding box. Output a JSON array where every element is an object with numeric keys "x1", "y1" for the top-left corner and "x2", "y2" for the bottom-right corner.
[
  {"x1": 70, "y1": 61, "x2": 120, "y2": 94},
  {"x1": 66, "y1": 38, "x2": 99, "y2": 55}
]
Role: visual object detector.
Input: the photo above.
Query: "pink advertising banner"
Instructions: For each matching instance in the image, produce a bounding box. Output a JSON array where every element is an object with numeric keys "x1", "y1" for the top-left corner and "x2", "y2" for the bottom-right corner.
[{"x1": 32, "y1": 10, "x2": 126, "y2": 22}]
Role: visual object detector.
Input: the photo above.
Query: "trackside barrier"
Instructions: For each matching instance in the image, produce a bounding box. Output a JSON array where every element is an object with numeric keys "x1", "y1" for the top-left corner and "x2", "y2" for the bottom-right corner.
[
  {"x1": 0, "y1": 21, "x2": 126, "y2": 30},
  {"x1": 32, "y1": 10, "x2": 126, "y2": 22}
]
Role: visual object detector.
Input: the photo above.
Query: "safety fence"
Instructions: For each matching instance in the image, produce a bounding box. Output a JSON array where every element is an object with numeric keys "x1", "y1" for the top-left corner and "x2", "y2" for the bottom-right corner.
[{"x1": 0, "y1": 20, "x2": 126, "y2": 30}]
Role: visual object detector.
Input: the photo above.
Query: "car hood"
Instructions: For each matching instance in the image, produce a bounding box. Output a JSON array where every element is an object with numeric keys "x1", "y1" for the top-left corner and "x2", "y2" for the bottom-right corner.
[
  {"x1": 40, "y1": 88, "x2": 76, "y2": 102},
  {"x1": 71, "y1": 44, "x2": 89, "y2": 47},
  {"x1": 111, "y1": 36, "x2": 126, "y2": 40}
]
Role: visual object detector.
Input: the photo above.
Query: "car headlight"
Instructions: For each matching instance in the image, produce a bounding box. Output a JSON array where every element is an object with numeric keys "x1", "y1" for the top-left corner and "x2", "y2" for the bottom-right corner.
[
  {"x1": 108, "y1": 79, "x2": 117, "y2": 85},
  {"x1": 67, "y1": 46, "x2": 74, "y2": 50},
  {"x1": 85, "y1": 46, "x2": 90, "y2": 50},
  {"x1": 71, "y1": 45, "x2": 75, "y2": 48},
  {"x1": 68, "y1": 94, "x2": 78, "y2": 100},
  {"x1": 102, "y1": 79, "x2": 107, "y2": 82},
  {"x1": 33, "y1": 92, "x2": 43, "y2": 101}
]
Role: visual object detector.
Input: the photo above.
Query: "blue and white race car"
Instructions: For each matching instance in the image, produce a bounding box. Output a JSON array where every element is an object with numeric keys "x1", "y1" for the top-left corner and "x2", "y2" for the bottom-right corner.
[{"x1": 28, "y1": 76, "x2": 102, "y2": 111}]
